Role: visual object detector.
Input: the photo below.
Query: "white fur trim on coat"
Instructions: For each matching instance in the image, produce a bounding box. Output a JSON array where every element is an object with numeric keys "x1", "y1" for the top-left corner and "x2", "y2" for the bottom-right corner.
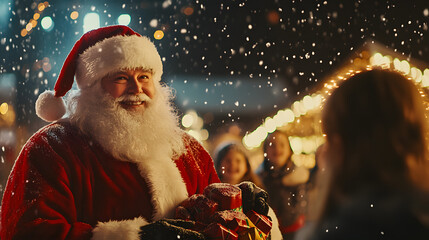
[
  {"x1": 76, "y1": 35, "x2": 163, "y2": 90},
  {"x1": 268, "y1": 206, "x2": 283, "y2": 240},
  {"x1": 91, "y1": 217, "x2": 149, "y2": 240},
  {"x1": 136, "y1": 154, "x2": 189, "y2": 221}
]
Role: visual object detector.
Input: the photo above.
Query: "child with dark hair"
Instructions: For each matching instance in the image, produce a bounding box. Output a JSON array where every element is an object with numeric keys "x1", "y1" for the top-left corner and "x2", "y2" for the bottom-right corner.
[
  {"x1": 306, "y1": 69, "x2": 429, "y2": 240},
  {"x1": 214, "y1": 142, "x2": 263, "y2": 188},
  {"x1": 259, "y1": 130, "x2": 310, "y2": 240}
]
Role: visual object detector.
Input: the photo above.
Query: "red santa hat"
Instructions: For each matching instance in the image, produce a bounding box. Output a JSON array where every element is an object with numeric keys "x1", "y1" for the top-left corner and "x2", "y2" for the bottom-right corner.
[{"x1": 35, "y1": 25, "x2": 163, "y2": 122}]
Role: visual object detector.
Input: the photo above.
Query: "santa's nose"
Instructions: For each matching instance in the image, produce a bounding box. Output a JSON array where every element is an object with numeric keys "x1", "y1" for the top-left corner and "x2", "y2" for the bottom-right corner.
[{"x1": 128, "y1": 78, "x2": 143, "y2": 94}]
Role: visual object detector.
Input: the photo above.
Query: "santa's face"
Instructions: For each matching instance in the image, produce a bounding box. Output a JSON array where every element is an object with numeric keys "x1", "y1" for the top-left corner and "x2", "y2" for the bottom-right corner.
[
  {"x1": 101, "y1": 68, "x2": 156, "y2": 111},
  {"x1": 68, "y1": 70, "x2": 185, "y2": 163}
]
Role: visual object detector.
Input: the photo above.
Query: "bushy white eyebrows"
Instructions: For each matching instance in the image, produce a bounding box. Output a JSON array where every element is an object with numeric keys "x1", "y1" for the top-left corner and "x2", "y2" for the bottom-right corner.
[{"x1": 110, "y1": 70, "x2": 153, "y2": 76}]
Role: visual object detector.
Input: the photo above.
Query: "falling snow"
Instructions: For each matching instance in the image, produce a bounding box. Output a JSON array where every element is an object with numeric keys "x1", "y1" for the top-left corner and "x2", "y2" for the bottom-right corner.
[{"x1": 0, "y1": 0, "x2": 427, "y2": 145}]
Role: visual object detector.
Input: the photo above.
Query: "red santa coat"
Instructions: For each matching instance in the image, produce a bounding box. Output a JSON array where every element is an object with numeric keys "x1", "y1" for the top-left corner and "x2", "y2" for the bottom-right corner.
[{"x1": 0, "y1": 121, "x2": 220, "y2": 240}]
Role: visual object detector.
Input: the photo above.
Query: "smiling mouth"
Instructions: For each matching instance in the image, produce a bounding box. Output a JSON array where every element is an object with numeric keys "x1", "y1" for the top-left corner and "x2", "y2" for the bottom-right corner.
[
  {"x1": 120, "y1": 101, "x2": 145, "y2": 107},
  {"x1": 122, "y1": 101, "x2": 144, "y2": 105}
]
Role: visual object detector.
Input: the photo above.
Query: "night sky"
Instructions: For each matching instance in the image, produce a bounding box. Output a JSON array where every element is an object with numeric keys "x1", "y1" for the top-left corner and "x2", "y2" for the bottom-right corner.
[{"x1": 1, "y1": 0, "x2": 429, "y2": 134}]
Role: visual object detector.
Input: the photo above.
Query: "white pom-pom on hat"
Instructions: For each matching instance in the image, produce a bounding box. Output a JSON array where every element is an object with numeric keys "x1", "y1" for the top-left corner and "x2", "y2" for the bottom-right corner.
[{"x1": 35, "y1": 90, "x2": 66, "y2": 122}]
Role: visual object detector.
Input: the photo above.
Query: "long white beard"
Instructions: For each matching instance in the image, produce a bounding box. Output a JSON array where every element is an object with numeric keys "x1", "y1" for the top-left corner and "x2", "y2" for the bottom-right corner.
[{"x1": 66, "y1": 83, "x2": 185, "y2": 163}]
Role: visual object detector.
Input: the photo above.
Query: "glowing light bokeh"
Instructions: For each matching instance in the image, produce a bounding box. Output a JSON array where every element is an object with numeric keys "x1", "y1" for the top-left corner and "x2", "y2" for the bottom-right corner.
[
  {"x1": 41, "y1": 16, "x2": 54, "y2": 31},
  {"x1": 70, "y1": 11, "x2": 79, "y2": 20},
  {"x1": 117, "y1": 14, "x2": 131, "y2": 26},
  {"x1": 154, "y1": 30, "x2": 164, "y2": 40},
  {"x1": 83, "y1": 13, "x2": 100, "y2": 33}
]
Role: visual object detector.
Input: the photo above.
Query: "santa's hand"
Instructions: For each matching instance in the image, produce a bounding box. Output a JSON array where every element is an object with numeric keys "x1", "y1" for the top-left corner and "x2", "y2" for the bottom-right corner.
[
  {"x1": 139, "y1": 219, "x2": 206, "y2": 240},
  {"x1": 235, "y1": 181, "x2": 269, "y2": 216}
]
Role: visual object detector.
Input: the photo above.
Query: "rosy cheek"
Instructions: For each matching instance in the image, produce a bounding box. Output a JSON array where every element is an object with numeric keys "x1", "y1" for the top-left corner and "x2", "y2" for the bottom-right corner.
[{"x1": 148, "y1": 87, "x2": 156, "y2": 99}]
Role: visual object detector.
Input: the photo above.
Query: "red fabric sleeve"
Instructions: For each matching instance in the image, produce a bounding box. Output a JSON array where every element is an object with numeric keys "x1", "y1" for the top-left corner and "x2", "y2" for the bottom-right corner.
[
  {"x1": 204, "y1": 149, "x2": 221, "y2": 185},
  {"x1": 0, "y1": 129, "x2": 93, "y2": 240},
  {"x1": 190, "y1": 135, "x2": 221, "y2": 185},
  {"x1": 175, "y1": 134, "x2": 220, "y2": 196}
]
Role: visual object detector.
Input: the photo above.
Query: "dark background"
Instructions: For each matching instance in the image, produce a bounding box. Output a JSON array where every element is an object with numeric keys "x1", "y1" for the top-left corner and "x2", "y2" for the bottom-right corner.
[{"x1": 1, "y1": 0, "x2": 429, "y2": 135}]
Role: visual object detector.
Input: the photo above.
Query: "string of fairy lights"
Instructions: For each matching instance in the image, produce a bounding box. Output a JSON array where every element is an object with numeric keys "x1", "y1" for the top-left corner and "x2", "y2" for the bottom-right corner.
[
  {"x1": 19, "y1": 2, "x2": 187, "y2": 39},
  {"x1": 20, "y1": 2, "x2": 50, "y2": 37},
  {"x1": 241, "y1": 50, "x2": 429, "y2": 160},
  {"x1": 180, "y1": 48, "x2": 429, "y2": 168}
]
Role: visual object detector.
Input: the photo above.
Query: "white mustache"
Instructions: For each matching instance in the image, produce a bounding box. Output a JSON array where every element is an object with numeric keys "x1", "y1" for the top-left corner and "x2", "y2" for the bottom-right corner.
[{"x1": 116, "y1": 93, "x2": 151, "y2": 103}]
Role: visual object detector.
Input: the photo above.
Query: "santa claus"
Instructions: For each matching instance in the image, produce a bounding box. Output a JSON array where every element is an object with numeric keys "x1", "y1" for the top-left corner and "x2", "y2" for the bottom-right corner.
[{"x1": 0, "y1": 25, "x2": 281, "y2": 240}]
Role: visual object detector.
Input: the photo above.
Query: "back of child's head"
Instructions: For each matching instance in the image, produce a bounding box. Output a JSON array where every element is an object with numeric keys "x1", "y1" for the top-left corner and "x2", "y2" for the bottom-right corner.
[{"x1": 322, "y1": 69, "x2": 428, "y2": 193}]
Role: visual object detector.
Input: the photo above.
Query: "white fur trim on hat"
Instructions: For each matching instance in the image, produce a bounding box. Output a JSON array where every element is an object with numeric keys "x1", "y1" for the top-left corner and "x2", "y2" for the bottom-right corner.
[
  {"x1": 35, "y1": 90, "x2": 66, "y2": 122},
  {"x1": 76, "y1": 35, "x2": 163, "y2": 89},
  {"x1": 91, "y1": 217, "x2": 149, "y2": 240}
]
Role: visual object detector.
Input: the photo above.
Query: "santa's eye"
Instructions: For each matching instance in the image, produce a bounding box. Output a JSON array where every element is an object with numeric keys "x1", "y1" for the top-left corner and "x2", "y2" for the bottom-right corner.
[
  {"x1": 138, "y1": 75, "x2": 151, "y2": 81},
  {"x1": 114, "y1": 76, "x2": 128, "y2": 83}
]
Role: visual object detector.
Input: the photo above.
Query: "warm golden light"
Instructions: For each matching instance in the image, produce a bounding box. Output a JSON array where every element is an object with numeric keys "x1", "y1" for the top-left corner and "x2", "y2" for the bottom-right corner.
[
  {"x1": 411, "y1": 67, "x2": 422, "y2": 83},
  {"x1": 33, "y1": 13, "x2": 40, "y2": 20},
  {"x1": 422, "y1": 75, "x2": 429, "y2": 87},
  {"x1": 187, "y1": 130, "x2": 201, "y2": 141},
  {"x1": 423, "y1": 69, "x2": 429, "y2": 87},
  {"x1": 38, "y1": 3, "x2": 46, "y2": 11},
  {"x1": 284, "y1": 109, "x2": 295, "y2": 123},
  {"x1": 181, "y1": 114, "x2": 194, "y2": 128},
  {"x1": 200, "y1": 129, "x2": 209, "y2": 141},
  {"x1": 244, "y1": 51, "x2": 429, "y2": 150},
  {"x1": 70, "y1": 11, "x2": 79, "y2": 20},
  {"x1": 0, "y1": 103, "x2": 9, "y2": 115},
  {"x1": 21, "y1": 29, "x2": 28, "y2": 37},
  {"x1": 263, "y1": 117, "x2": 276, "y2": 133},
  {"x1": 26, "y1": 23, "x2": 33, "y2": 31},
  {"x1": 154, "y1": 30, "x2": 164, "y2": 40},
  {"x1": 30, "y1": 19, "x2": 37, "y2": 28},
  {"x1": 370, "y1": 52, "x2": 391, "y2": 68}
]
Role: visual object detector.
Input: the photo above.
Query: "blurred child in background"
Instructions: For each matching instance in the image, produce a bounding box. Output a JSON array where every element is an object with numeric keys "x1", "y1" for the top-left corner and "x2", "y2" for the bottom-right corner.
[
  {"x1": 259, "y1": 130, "x2": 310, "y2": 240},
  {"x1": 214, "y1": 142, "x2": 263, "y2": 187}
]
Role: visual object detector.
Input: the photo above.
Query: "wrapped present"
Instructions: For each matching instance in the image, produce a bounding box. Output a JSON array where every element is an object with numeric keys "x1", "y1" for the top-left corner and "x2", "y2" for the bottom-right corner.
[
  {"x1": 238, "y1": 227, "x2": 267, "y2": 240},
  {"x1": 202, "y1": 223, "x2": 238, "y2": 240},
  {"x1": 204, "y1": 183, "x2": 242, "y2": 211},
  {"x1": 175, "y1": 206, "x2": 192, "y2": 220},
  {"x1": 179, "y1": 194, "x2": 219, "y2": 223},
  {"x1": 212, "y1": 210, "x2": 247, "y2": 225},
  {"x1": 227, "y1": 218, "x2": 251, "y2": 234},
  {"x1": 245, "y1": 210, "x2": 272, "y2": 235},
  {"x1": 211, "y1": 210, "x2": 249, "y2": 233}
]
